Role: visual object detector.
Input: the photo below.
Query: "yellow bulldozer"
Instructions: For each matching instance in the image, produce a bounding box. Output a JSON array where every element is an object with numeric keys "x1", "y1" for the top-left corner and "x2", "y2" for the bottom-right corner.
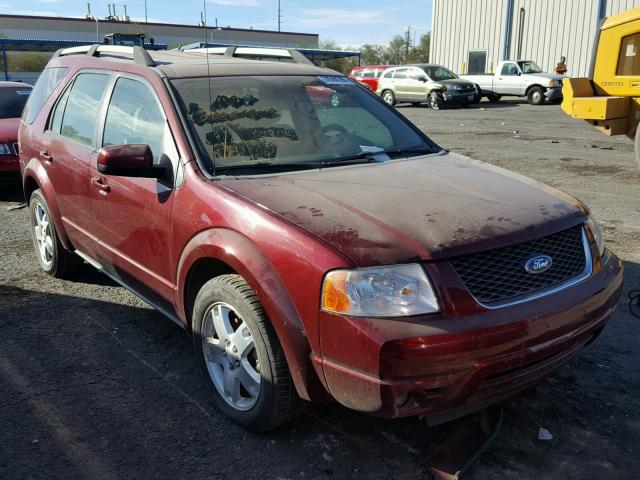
[{"x1": 562, "y1": 7, "x2": 640, "y2": 168}]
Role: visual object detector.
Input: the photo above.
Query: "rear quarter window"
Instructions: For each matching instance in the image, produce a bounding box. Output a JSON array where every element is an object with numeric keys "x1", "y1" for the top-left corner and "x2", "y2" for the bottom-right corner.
[{"x1": 22, "y1": 67, "x2": 69, "y2": 124}]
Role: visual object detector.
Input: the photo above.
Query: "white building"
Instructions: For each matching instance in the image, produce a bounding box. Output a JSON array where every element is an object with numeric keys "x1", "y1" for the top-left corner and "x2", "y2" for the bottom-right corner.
[{"x1": 430, "y1": 0, "x2": 640, "y2": 77}]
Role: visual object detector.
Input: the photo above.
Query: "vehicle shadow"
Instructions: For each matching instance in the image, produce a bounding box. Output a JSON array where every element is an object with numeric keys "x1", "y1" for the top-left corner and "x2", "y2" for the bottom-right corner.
[
  {"x1": 0, "y1": 183, "x2": 25, "y2": 203},
  {"x1": 1, "y1": 259, "x2": 637, "y2": 479}
]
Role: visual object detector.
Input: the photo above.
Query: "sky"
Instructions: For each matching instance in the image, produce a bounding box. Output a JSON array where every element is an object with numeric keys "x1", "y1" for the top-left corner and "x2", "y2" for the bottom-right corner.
[{"x1": 0, "y1": 0, "x2": 432, "y2": 46}]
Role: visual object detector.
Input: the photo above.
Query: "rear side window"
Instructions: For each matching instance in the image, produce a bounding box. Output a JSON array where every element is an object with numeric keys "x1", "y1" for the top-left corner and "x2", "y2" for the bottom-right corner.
[
  {"x1": 394, "y1": 68, "x2": 408, "y2": 79},
  {"x1": 0, "y1": 86, "x2": 32, "y2": 119},
  {"x1": 103, "y1": 77, "x2": 167, "y2": 164},
  {"x1": 22, "y1": 67, "x2": 68, "y2": 124},
  {"x1": 59, "y1": 73, "x2": 110, "y2": 147}
]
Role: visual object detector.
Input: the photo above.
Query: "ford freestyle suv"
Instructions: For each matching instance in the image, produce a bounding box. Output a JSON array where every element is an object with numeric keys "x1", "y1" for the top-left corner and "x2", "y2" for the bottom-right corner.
[
  {"x1": 1, "y1": 81, "x2": 32, "y2": 183},
  {"x1": 19, "y1": 45, "x2": 623, "y2": 432}
]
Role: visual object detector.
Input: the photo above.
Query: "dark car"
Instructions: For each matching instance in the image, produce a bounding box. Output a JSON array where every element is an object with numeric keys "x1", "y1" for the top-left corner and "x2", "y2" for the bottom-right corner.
[
  {"x1": 377, "y1": 64, "x2": 480, "y2": 109},
  {"x1": 0, "y1": 81, "x2": 32, "y2": 183},
  {"x1": 19, "y1": 45, "x2": 623, "y2": 432}
]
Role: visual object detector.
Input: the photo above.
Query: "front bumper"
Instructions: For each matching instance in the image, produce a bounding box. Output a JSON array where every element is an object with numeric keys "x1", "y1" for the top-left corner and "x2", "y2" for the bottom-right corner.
[
  {"x1": 0, "y1": 154, "x2": 20, "y2": 183},
  {"x1": 545, "y1": 86, "x2": 563, "y2": 101},
  {"x1": 316, "y1": 248, "x2": 623, "y2": 424},
  {"x1": 442, "y1": 90, "x2": 478, "y2": 104}
]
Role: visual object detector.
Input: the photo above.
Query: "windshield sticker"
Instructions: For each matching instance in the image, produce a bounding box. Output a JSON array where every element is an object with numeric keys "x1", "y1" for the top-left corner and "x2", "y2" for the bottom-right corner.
[
  {"x1": 16, "y1": 90, "x2": 31, "y2": 95},
  {"x1": 360, "y1": 145, "x2": 385, "y2": 153},
  {"x1": 316, "y1": 76, "x2": 353, "y2": 85}
]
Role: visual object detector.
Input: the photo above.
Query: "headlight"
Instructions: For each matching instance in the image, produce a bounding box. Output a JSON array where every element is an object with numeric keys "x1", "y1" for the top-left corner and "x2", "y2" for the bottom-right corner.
[
  {"x1": 587, "y1": 217, "x2": 605, "y2": 257},
  {"x1": 321, "y1": 264, "x2": 439, "y2": 317},
  {"x1": 0, "y1": 144, "x2": 11, "y2": 155}
]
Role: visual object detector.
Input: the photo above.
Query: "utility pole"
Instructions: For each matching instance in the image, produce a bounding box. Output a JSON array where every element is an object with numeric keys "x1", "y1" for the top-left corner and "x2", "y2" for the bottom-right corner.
[
  {"x1": 405, "y1": 26, "x2": 411, "y2": 63},
  {"x1": 277, "y1": 0, "x2": 281, "y2": 32},
  {"x1": 144, "y1": 0, "x2": 148, "y2": 22}
]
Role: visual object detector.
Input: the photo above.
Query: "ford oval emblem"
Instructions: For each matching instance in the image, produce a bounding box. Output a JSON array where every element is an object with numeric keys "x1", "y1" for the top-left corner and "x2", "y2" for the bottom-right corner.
[{"x1": 524, "y1": 255, "x2": 553, "y2": 274}]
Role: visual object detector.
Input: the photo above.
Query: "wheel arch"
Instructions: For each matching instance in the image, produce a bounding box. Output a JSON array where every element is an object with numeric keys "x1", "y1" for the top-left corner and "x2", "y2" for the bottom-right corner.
[
  {"x1": 525, "y1": 83, "x2": 545, "y2": 96},
  {"x1": 176, "y1": 228, "x2": 328, "y2": 402},
  {"x1": 22, "y1": 158, "x2": 72, "y2": 251}
]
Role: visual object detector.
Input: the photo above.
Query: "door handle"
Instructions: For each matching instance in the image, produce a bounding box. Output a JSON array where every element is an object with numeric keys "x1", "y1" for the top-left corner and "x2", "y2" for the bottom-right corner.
[
  {"x1": 91, "y1": 177, "x2": 111, "y2": 194},
  {"x1": 40, "y1": 151, "x2": 52, "y2": 162}
]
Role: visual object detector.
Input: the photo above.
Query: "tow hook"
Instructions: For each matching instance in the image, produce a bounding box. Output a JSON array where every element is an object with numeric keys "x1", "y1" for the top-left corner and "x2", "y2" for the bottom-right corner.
[{"x1": 424, "y1": 405, "x2": 503, "y2": 479}]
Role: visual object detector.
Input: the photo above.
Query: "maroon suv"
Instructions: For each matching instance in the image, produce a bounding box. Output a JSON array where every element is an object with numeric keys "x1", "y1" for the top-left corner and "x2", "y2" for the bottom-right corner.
[
  {"x1": 1, "y1": 81, "x2": 32, "y2": 183},
  {"x1": 19, "y1": 46, "x2": 623, "y2": 431}
]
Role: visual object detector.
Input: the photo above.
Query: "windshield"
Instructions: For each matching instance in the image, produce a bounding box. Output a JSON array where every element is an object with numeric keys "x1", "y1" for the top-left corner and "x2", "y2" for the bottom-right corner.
[
  {"x1": 0, "y1": 86, "x2": 32, "y2": 119},
  {"x1": 518, "y1": 61, "x2": 543, "y2": 74},
  {"x1": 171, "y1": 75, "x2": 434, "y2": 174},
  {"x1": 422, "y1": 66, "x2": 457, "y2": 81}
]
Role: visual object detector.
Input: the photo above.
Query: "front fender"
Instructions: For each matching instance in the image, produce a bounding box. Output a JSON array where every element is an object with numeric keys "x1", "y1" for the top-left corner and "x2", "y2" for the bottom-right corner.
[
  {"x1": 22, "y1": 157, "x2": 71, "y2": 250},
  {"x1": 175, "y1": 228, "x2": 328, "y2": 401}
]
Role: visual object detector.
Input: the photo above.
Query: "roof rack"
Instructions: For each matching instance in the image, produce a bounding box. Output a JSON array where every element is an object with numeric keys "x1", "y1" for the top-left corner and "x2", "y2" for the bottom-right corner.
[
  {"x1": 180, "y1": 44, "x2": 314, "y2": 65},
  {"x1": 52, "y1": 45, "x2": 155, "y2": 67}
]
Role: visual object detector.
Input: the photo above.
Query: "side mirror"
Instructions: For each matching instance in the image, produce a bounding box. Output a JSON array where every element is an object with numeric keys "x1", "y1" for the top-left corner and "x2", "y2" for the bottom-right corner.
[
  {"x1": 418, "y1": 76, "x2": 428, "y2": 82},
  {"x1": 97, "y1": 144, "x2": 165, "y2": 178},
  {"x1": 517, "y1": 71, "x2": 522, "y2": 76}
]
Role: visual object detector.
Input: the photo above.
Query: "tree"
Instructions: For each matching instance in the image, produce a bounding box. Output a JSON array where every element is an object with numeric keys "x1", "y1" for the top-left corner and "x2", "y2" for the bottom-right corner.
[
  {"x1": 319, "y1": 39, "x2": 358, "y2": 74},
  {"x1": 7, "y1": 53, "x2": 50, "y2": 72},
  {"x1": 408, "y1": 32, "x2": 430, "y2": 63}
]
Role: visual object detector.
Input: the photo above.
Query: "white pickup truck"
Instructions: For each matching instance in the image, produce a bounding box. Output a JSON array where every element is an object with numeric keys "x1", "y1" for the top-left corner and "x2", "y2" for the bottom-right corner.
[{"x1": 463, "y1": 60, "x2": 564, "y2": 105}]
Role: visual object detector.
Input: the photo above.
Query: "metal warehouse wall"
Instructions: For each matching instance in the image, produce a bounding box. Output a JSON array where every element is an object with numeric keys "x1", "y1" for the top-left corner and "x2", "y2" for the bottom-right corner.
[{"x1": 431, "y1": 0, "x2": 640, "y2": 77}]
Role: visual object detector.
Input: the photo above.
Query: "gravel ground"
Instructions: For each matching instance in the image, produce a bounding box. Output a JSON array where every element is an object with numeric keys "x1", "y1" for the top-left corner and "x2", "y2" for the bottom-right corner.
[{"x1": 1, "y1": 98, "x2": 638, "y2": 479}]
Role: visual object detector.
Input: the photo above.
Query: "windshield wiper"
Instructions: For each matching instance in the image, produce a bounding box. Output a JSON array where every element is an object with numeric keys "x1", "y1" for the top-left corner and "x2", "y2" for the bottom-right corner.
[
  {"x1": 214, "y1": 157, "x2": 378, "y2": 174},
  {"x1": 383, "y1": 147, "x2": 435, "y2": 158}
]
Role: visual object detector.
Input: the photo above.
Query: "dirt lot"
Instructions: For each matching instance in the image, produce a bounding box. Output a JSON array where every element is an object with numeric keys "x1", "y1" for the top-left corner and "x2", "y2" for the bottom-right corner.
[{"x1": 1, "y1": 99, "x2": 638, "y2": 479}]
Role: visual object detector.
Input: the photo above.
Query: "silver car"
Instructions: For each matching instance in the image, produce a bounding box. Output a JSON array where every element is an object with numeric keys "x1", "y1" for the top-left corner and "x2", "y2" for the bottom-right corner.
[{"x1": 376, "y1": 64, "x2": 480, "y2": 109}]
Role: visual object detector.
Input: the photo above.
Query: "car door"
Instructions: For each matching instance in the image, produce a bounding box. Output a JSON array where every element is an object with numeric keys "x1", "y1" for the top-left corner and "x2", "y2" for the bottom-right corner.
[
  {"x1": 392, "y1": 68, "x2": 411, "y2": 99},
  {"x1": 90, "y1": 75, "x2": 179, "y2": 311},
  {"x1": 406, "y1": 67, "x2": 429, "y2": 100},
  {"x1": 494, "y1": 62, "x2": 522, "y2": 95},
  {"x1": 41, "y1": 71, "x2": 112, "y2": 257}
]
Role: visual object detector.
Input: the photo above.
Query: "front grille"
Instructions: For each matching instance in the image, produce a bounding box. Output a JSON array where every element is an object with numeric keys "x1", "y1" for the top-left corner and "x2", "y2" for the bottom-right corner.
[{"x1": 449, "y1": 225, "x2": 588, "y2": 305}]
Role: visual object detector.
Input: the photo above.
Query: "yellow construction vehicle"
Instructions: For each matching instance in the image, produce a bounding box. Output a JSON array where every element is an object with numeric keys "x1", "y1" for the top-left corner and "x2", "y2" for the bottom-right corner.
[{"x1": 562, "y1": 7, "x2": 640, "y2": 167}]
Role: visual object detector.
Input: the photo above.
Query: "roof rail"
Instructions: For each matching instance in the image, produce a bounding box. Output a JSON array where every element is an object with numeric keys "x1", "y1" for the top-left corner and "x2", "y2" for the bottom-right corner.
[
  {"x1": 184, "y1": 44, "x2": 314, "y2": 65},
  {"x1": 52, "y1": 45, "x2": 155, "y2": 66}
]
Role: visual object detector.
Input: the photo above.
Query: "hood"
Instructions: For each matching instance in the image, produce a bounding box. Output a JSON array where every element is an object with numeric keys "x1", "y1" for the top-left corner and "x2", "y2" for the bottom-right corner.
[
  {"x1": 441, "y1": 78, "x2": 475, "y2": 87},
  {"x1": 218, "y1": 153, "x2": 587, "y2": 266},
  {"x1": 527, "y1": 72, "x2": 564, "y2": 82},
  {"x1": 0, "y1": 118, "x2": 20, "y2": 142}
]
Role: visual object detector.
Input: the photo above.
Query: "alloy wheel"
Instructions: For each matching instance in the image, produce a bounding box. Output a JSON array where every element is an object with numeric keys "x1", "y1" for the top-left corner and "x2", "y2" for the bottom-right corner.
[
  {"x1": 201, "y1": 302, "x2": 261, "y2": 411},
  {"x1": 33, "y1": 202, "x2": 54, "y2": 269},
  {"x1": 382, "y1": 91, "x2": 394, "y2": 105}
]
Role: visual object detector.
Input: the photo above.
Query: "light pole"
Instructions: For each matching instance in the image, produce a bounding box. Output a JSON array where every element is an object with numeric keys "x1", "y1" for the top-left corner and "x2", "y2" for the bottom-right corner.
[
  {"x1": 95, "y1": 16, "x2": 99, "y2": 42},
  {"x1": 144, "y1": 0, "x2": 148, "y2": 23}
]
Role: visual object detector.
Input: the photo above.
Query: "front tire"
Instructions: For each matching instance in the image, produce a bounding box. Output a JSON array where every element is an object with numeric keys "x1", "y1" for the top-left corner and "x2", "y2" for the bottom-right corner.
[
  {"x1": 29, "y1": 189, "x2": 79, "y2": 277},
  {"x1": 381, "y1": 90, "x2": 396, "y2": 106},
  {"x1": 527, "y1": 86, "x2": 545, "y2": 105},
  {"x1": 429, "y1": 91, "x2": 443, "y2": 110},
  {"x1": 192, "y1": 274, "x2": 303, "y2": 431},
  {"x1": 487, "y1": 93, "x2": 501, "y2": 103}
]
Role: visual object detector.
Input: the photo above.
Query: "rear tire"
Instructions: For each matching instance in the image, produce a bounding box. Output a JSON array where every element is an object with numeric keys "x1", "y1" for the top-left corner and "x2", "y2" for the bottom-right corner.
[
  {"x1": 192, "y1": 274, "x2": 303, "y2": 432},
  {"x1": 487, "y1": 93, "x2": 501, "y2": 103},
  {"x1": 527, "y1": 86, "x2": 545, "y2": 105},
  {"x1": 29, "y1": 189, "x2": 79, "y2": 278},
  {"x1": 381, "y1": 90, "x2": 396, "y2": 107},
  {"x1": 428, "y1": 92, "x2": 443, "y2": 110}
]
